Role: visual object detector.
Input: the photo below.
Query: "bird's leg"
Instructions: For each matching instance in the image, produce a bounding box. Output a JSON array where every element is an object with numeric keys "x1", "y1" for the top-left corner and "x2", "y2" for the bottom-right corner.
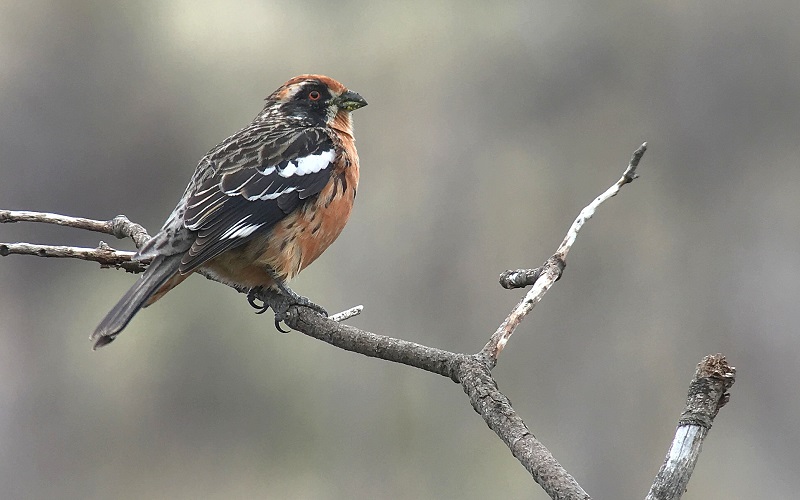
[
  {"x1": 265, "y1": 267, "x2": 328, "y2": 315},
  {"x1": 250, "y1": 267, "x2": 328, "y2": 332}
]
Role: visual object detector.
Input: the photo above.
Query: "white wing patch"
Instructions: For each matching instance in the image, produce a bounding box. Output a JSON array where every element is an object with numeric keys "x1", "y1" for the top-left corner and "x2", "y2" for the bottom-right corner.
[
  {"x1": 220, "y1": 215, "x2": 265, "y2": 240},
  {"x1": 219, "y1": 149, "x2": 335, "y2": 202},
  {"x1": 278, "y1": 149, "x2": 334, "y2": 178}
]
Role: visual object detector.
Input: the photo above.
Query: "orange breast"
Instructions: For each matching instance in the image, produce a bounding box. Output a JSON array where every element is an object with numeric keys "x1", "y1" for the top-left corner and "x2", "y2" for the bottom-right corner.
[{"x1": 260, "y1": 168, "x2": 356, "y2": 280}]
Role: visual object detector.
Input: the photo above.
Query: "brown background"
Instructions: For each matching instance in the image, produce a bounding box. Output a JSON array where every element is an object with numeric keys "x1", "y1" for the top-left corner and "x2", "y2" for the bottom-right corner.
[{"x1": 1, "y1": 1, "x2": 799, "y2": 498}]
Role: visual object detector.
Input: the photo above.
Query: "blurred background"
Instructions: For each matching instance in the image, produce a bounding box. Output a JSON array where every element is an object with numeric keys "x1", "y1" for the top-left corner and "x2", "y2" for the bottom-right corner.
[{"x1": 1, "y1": 1, "x2": 799, "y2": 498}]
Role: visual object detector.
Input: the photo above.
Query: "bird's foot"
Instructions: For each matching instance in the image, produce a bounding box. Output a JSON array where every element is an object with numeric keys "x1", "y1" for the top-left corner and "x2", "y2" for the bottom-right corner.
[{"x1": 247, "y1": 281, "x2": 328, "y2": 334}]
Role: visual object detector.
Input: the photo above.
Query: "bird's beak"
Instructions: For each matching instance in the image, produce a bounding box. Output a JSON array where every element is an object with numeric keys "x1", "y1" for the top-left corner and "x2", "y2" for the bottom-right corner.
[{"x1": 334, "y1": 90, "x2": 368, "y2": 111}]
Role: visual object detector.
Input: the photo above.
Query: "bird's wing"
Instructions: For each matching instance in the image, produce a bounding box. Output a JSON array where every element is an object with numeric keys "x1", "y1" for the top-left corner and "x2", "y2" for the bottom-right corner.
[{"x1": 177, "y1": 125, "x2": 336, "y2": 273}]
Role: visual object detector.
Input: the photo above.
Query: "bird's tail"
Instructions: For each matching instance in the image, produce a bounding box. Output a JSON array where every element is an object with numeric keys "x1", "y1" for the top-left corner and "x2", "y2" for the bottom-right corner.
[{"x1": 91, "y1": 254, "x2": 183, "y2": 350}]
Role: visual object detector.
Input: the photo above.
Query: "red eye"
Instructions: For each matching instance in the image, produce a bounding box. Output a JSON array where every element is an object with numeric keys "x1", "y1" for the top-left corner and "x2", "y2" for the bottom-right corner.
[{"x1": 308, "y1": 90, "x2": 321, "y2": 101}]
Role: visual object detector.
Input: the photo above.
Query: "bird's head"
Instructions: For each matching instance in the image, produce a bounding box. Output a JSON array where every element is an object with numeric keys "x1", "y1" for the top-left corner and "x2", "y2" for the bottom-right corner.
[{"x1": 264, "y1": 74, "x2": 367, "y2": 133}]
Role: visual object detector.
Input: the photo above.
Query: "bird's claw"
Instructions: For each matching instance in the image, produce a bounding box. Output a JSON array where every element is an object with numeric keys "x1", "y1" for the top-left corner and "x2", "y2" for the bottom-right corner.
[
  {"x1": 247, "y1": 287, "x2": 270, "y2": 314},
  {"x1": 274, "y1": 317, "x2": 290, "y2": 333}
]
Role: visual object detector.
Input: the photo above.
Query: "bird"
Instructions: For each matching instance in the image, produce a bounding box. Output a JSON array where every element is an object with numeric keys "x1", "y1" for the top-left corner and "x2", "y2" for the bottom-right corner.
[{"x1": 91, "y1": 74, "x2": 367, "y2": 349}]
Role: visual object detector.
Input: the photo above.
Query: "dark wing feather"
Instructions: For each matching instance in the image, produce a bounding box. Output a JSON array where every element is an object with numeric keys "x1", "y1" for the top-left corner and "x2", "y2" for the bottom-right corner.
[{"x1": 178, "y1": 127, "x2": 335, "y2": 273}]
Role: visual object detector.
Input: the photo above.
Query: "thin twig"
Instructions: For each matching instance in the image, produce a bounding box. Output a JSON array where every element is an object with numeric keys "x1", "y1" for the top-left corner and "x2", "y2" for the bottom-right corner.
[
  {"x1": 328, "y1": 305, "x2": 364, "y2": 322},
  {"x1": 555, "y1": 142, "x2": 646, "y2": 258},
  {"x1": 0, "y1": 210, "x2": 151, "y2": 248},
  {"x1": 0, "y1": 242, "x2": 145, "y2": 272},
  {"x1": 482, "y1": 142, "x2": 647, "y2": 363}
]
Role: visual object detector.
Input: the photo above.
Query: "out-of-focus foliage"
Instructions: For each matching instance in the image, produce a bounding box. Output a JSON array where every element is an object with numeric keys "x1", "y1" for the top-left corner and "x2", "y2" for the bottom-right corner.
[{"x1": 2, "y1": 1, "x2": 799, "y2": 498}]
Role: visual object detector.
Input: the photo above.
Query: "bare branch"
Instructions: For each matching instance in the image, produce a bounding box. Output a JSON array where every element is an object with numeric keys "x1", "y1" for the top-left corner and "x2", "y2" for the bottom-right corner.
[
  {"x1": 555, "y1": 142, "x2": 646, "y2": 257},
  {"x1": 483, "y1": 142, "x2": 648, "y2": 363},
  {"x1": 0, "y1": 242, "x2": 146, "y2": 272},
  {"x1": 646, "y1": 354, "x2": 736, "y2": 500},
  {"x1": 0, "y1": 210, "x2": 151, "y2": 248},
  {"x1": 284, "y1": 306, "x2": 462, "y2": 378}
]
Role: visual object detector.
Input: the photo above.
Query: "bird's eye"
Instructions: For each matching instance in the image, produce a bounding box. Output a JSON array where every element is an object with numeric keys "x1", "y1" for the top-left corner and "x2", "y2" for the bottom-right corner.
[{"x1": 308, "y1": 90, "x2": 321, "y2": 101}]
